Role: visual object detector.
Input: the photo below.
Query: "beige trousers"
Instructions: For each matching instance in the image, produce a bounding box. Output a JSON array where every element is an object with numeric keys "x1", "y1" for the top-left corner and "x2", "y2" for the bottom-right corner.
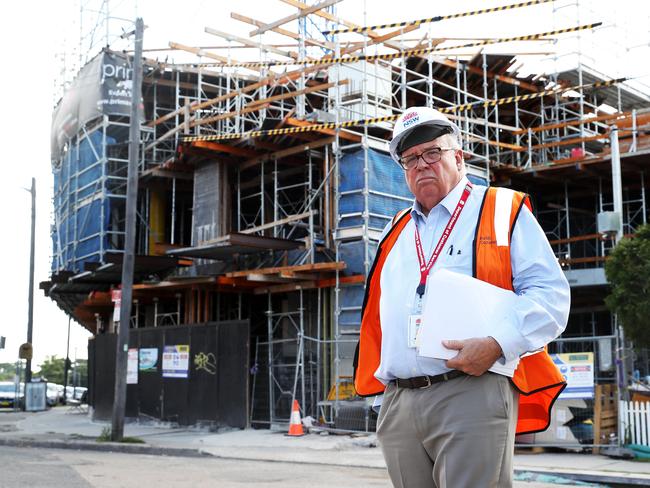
[{"x1": 376, "y1": 373, "x2": 518, "y2": 488}]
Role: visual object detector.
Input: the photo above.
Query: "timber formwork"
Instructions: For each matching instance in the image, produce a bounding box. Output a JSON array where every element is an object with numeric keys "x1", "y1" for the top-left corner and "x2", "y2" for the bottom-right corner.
[{"x1": 42, "y1": 0, "x2": 650, "y2": 433}]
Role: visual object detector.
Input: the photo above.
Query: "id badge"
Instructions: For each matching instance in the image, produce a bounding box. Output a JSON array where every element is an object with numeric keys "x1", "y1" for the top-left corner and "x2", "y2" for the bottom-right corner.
[{"x1": 407, "y1": 314, "x2": 422, "y2": 348}]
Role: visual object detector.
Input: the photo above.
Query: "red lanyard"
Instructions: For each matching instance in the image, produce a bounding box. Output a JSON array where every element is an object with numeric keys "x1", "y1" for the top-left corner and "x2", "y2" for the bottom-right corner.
[{"x1": 414, "y1": 182, "x2": 473, "y2": 297}]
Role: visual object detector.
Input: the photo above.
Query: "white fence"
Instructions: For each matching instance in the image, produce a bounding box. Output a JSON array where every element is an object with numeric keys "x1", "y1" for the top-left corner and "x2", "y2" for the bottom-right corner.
[{"x1": 620, "y1": 401, "x2": 650, "y2": 446}]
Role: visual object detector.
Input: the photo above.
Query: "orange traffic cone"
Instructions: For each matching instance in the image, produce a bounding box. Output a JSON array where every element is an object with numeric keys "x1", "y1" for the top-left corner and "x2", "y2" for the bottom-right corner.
[{"x1": 287, "y1": 399, "x2": 305, "y2": 436}]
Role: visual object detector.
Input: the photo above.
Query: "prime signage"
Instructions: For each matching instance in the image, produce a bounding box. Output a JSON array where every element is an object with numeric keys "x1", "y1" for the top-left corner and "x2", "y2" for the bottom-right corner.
[{"x1": 51, "y1": 50, "x2": 144, "y2": 157}]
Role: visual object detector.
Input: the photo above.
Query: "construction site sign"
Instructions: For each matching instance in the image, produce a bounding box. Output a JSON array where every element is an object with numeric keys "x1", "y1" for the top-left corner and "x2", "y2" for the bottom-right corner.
[
  {"x1": 552, "y1": 352, "x2": 595, "y2": 399},
  {"x1": 51, "y1": 49, "x2": 142, "y2": 157},
  {"x1": 127, "y1": 348, "x2": 138, "y2": 385},
  {"x1": 162, "y1": 345, "x2": 190, "y2": 378}
]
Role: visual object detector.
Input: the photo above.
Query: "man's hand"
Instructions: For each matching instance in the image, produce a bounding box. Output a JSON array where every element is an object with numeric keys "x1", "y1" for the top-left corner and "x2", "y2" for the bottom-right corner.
[{"x1": 443, "y1": 337, "x2": 503, "y2": 376}]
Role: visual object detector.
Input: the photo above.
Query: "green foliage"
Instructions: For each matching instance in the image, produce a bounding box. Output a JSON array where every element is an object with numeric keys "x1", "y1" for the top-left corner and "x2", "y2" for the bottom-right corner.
[
  {"x1": 605, "y1": 224, "x2": 650, "y2": 347},
  {"x1": 97, "y1": 427, "x2": 112, "y2": 442},
  {"x1": 97, "y1": 426, "x2": 145, "y2": 444},
  {"x1": 34, "y1": 356, "x2": 88, "y2": 386},
  {"x1": 36, "y1": 356, "x2": 66, "y2": 384},
  {"x1": 0, "y1": 363, "x2": 18, "y2": 381}
]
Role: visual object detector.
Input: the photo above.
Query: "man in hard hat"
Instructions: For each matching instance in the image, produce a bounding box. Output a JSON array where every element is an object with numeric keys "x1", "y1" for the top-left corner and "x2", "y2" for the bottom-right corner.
[{"x1": 354, "y1": 107, "x2": 570, "y2": 487}]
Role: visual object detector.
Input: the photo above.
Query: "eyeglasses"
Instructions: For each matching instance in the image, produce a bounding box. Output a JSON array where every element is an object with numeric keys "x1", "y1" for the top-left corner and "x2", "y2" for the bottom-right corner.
[{"x1": 398, "y1": 147, "x2": 456, "y2": 171}]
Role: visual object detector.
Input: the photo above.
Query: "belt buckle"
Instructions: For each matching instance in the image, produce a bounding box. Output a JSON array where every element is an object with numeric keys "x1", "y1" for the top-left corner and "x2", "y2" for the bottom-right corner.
[{"x1": 419, "y1": 376, "x2": 432, "y2": 389}]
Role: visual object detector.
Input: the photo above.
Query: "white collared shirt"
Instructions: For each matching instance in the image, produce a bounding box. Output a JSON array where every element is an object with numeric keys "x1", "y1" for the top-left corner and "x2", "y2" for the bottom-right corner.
[{"x1": 373, "y1": 176, "x2": 570, "y2": 385}]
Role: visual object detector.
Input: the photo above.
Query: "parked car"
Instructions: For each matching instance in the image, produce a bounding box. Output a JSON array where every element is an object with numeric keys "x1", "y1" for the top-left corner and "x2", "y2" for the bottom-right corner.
[
  {"x1": 46, "y1": 383, "x2": 62, "y2": 406},
  {"x1": 0, "y1": 381, "x2": 24, "y2": 409}
]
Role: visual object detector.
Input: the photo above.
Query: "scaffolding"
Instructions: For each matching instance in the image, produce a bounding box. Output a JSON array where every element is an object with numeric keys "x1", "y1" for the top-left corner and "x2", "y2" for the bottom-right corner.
[{"x1": 43, "y1": 0, "x2": 650, "y2": 442}]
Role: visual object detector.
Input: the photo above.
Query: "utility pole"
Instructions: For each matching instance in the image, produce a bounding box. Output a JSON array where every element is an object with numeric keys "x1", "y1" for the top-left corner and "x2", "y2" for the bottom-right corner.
[
  {"x1": 25, "y1": 177, "x2": 36, "y2": 384},
  {"x1": 610, "y1": 125, "x2": 629, "y2": 448},
  {"x1": 111, "y1": 17, "x2": 143, "y2": 441},
  {"x1": 610, "y1": 126, "x2": 624, "y2": 244},
  {"x1": 63, "y1": 316, "x2": 71, "y2": 403}
]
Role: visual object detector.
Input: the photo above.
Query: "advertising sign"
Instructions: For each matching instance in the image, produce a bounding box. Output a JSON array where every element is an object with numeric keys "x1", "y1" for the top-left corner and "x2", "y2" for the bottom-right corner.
[
  {"x1": 51, "y1": 50, "x2": 143, "y2": 157},
  {"x1": 127, "y1": 348, "x2": 138, "y2": 384},
  {"x1": 139, "y1": 348, "x2": 158, "y2": 372},
  {"x1": 552, "y1": 352, "x2": 595, "y2": 399},
  {"x1": 162, "y1": 345, "x2": 190, "y2": 378}
]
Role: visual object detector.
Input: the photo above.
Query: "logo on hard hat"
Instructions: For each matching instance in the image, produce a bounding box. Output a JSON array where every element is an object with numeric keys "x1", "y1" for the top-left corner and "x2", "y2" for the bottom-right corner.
[{"x1": 402, "y1": 111, "x2": 419, "y2": 128}]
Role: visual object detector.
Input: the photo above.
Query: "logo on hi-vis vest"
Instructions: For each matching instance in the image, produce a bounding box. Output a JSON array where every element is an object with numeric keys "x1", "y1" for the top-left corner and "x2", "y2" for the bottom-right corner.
[
  {"x1": 402, "y1": 111, "x2": 419, "y2": 128},
  {"x1": 479, "y1": 236, "x2": 497, "y2": 245}
]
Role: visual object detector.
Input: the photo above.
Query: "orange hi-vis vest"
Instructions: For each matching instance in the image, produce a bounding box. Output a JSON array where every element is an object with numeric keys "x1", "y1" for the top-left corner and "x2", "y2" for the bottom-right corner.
[{"x1": 354, "y1": 186, "x2": 567, "y2": 435}]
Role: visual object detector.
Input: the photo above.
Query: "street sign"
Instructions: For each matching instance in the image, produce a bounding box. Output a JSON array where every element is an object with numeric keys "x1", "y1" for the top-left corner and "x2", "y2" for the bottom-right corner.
[
  {"x1": 111, "y1": 289, "x2": 122, "y2": 322},
  {"x1": 19, "y1": 342, "x2": 33, "y2": 360}
]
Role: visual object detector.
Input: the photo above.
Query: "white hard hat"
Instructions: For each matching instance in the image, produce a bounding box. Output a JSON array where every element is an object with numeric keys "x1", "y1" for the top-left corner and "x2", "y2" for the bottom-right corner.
[{"x1": 389, "y1": 107, "x2": 461, "y2": 163}]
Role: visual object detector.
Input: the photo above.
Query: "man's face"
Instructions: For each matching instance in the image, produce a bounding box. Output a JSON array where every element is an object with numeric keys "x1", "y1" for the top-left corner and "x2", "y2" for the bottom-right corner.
[{"x1": 402, "y1": 134, "x2": 464, "y2": 212}]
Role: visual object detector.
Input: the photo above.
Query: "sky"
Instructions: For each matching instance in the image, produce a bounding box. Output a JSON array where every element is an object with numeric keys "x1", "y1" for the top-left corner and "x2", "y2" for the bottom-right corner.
[{"x1": 0, "y1": 0, "x2": 648, "y2": 369}]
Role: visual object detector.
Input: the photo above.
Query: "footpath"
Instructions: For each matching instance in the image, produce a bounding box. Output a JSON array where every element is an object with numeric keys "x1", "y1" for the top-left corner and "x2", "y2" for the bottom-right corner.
[{"x1": 0, "y1": 408, "x2": 649, "y2": 487}]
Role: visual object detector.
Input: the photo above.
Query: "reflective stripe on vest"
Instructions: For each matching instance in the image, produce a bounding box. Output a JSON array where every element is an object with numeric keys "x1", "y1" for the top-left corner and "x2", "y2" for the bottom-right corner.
[{"x1": 353, "y1": 187, "x2": 566, "y2": 435}]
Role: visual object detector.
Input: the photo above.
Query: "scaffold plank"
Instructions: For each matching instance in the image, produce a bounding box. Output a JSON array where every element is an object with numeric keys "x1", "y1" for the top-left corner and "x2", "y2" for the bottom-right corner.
[
  {"x1": 168, "y1": 41, "x2": 241, "y2": 65},
  {"x1": 548, "y1": 233, "x2": 609, "y2": 245},
  {"x1": 205, "y1": 26, "x2": 299, "y2": 60},
  {"x1": 230, "y1": 12, "x2": 330, "y2": 50},
  {"x1": 246, "y1": 80, "x2": 348, "y2": 108},
  {"x1": 517, "y1": 134, "x2": 606, "y2": 152},
  {"x1": 240, "y1": 137, "x2": 334, "y2": 170},
  {"x1": 226, "y1": 261, "x2": 345, "y2": 278},
  {"x1": 215, "y1": 211, "x2": 315, "y2": 238},
  {"x1": 189, "y1": 140, "x2": 262, "y2": 158},
  {"x1": 147, "y1": 64, "x2": 322, "y2": 128},
  {"x1": 190, "y1": 103, "x2": 270, "y2": 128},
  {"x1": 249, "y1": 0, "x2": 342, "y2": 37},
  {"x1": 340, "y1": 24, "x2": 421, "y2": 56},
  {"x1": 252, "y1": 274, "x2": 365, "y2": 295},
  {"x1": 511, "y1": 112, "x2": 627, "y2": 135}
]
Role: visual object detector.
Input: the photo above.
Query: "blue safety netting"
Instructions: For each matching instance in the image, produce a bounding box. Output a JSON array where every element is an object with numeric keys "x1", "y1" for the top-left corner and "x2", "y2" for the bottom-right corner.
[
  {"x1": 338, "y1": 149, "x2": 413, "y2": 231},
  {"x1": 338, "y1": 149, "x2": 487, "y2": 231},
  {"x1": 336, "y1": 148, "x2": 487, "y2": 329},
  {"x1": 339, "y1": 284, "x2": 365, "y2": 333},
  {"x1": 337, "y1": 240, "x2": 377, "y2": 331},
  {"x1": 52, "y1": 130, "x2": 113, "y2": 272},
  {"x1": 468, "y1": 174, "x2": 488, "y2": 186}
]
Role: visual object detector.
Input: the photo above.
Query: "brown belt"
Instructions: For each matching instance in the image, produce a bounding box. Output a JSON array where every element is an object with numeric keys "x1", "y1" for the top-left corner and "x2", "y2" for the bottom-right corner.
[{"x1": 395, "y1": 370, "x2": 466, "y2": 389}]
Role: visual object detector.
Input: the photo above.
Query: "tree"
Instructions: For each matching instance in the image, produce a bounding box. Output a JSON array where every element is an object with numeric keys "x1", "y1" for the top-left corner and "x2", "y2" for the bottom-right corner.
[
  {"x1": 0, "y1": 363, "x2": 18, "y2": 382},
  {"x1": 36, "y1": 356, "x2": 66, "y2": 384},
  {"x1": 70, "y1": 359, "x2": 88, "y2": 388},
  {"x1": 605, "y1": 224, "x2": 650, "y2": 347}
]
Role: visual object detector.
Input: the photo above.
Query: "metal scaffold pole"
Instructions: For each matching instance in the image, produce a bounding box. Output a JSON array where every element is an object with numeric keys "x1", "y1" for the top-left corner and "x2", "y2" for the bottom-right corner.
[{"x1": 112, "y1": 17, "x2": 144, "y2": 442}]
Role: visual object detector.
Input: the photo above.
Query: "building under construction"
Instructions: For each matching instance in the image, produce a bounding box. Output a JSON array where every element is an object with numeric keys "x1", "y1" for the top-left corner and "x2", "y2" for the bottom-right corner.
[{"x1": 42, "y1": 0, "x2": 650, "y2": 445}]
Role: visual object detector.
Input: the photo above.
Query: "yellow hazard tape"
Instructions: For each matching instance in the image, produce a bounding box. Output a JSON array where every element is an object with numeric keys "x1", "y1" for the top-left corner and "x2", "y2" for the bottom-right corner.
[
  {"x1": 191, "y1": 22, "x2": 601, "y2": 69},
  {"x1": 322, "y1": 0, "x2": 554, "y2": 35},
  {"x1": 180, "y1": 77, "x2": 625, "y2": 143},
  {"x1": 431, "y1": 23, "x2": 601, "y2": 54}
]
